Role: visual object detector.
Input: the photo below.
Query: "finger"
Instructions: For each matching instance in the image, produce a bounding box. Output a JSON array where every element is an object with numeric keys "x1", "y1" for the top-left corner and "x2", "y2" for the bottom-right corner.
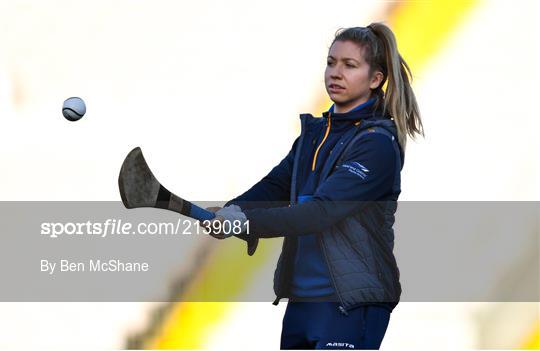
[
  {"x1": 202, "y1": 219, "x2": 218, "y2": 234},
  {"x1": 215, "y1": 215, "x2": 225, "y2": 223},
  {"x1": 199, "y1": 220, "x2": 213, "y2": 234},
  {"x1": 209, "y1": 232, "x2": 226, "y2": 240}
]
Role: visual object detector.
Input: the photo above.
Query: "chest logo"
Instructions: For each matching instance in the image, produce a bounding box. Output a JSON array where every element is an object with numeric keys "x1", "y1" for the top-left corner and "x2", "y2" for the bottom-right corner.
[{"x1": 341, "y1": 161, "x2": 370, "y2": 179}]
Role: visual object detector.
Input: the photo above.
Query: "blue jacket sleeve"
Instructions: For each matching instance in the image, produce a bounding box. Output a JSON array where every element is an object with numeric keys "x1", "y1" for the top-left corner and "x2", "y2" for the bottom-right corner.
[
  {"x1": 243, "y1": 133, "x2": 396, "y2": 238},
  {"x1": 224, "y1": 137, "x2": 299, "y2": 210}
]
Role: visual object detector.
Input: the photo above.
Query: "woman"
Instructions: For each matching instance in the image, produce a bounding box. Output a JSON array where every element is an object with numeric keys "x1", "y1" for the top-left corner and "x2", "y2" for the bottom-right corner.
[{"x1": 204, "y1": 22, "x2": 423, "y2": 350}]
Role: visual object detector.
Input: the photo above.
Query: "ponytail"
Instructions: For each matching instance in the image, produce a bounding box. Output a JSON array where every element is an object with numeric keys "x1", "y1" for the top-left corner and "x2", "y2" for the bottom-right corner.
[{"x1": 332, "y1": 23, "x2": 424, "y2": 150}]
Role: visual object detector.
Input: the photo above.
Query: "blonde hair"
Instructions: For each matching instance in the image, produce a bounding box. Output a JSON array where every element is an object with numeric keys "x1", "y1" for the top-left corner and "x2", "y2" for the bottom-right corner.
[{"x1": 332, "y1": 22, "x2": 424, "y2": 150}]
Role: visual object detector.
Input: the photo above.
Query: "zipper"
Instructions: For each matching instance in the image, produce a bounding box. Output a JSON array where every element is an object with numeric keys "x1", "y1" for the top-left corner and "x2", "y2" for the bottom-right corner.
[
  {"x1": 273, "y1": 237, "x2": 299, "y2": 306},
  {"x1": 272, "y1": 240, "x2": 292, "y2": 307},
  {"x1": 311, "y1": 112, "x2": 331, "y2": 171},
  {"x1": 318, "y1": 234, "x2": 349, "y2": 316},
  {"x1": 291, "y1": 116, "x2": 307, "y2": 204},
  {"x1": 274, "y1": 116, "x2": 306, "y2": 307}
]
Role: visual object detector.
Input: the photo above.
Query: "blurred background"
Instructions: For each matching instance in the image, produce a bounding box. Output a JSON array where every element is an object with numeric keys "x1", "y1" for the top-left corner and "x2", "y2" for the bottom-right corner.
[{"x1": 0, "y1": 0, "x2": 538, "y2": 349}]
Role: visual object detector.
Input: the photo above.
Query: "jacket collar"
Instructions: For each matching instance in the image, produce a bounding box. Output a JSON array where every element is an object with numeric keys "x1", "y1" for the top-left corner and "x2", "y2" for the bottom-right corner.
[{"x1": 322, "y1": 98, "x2": 379, "y2": 122}]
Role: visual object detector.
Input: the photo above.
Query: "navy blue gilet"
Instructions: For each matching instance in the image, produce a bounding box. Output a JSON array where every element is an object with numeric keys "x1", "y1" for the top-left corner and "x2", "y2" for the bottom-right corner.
[{"x1": 290, "y1": 98, "x2": 380, "y2": 299}]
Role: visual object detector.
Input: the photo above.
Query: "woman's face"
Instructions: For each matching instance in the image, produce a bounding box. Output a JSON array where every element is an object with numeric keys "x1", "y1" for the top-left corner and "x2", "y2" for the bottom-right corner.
[{"x1": 324, "y1": 40, "x2": 383, "y2": 113}]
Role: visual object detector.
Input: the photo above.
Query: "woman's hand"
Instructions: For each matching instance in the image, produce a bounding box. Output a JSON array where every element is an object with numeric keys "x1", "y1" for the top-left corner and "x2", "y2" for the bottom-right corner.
[
  {"x1": 200, "y1": 207, "x2": 226, "y2": 239},
  {"x1": 200, "y1": 205, "x2": 247, "y2": 239}
]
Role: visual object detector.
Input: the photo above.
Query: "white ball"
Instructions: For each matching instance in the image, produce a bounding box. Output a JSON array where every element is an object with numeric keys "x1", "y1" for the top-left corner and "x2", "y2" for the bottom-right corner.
[{"x1": 62, "y1": 97, "x2": 86, "y2": 121}]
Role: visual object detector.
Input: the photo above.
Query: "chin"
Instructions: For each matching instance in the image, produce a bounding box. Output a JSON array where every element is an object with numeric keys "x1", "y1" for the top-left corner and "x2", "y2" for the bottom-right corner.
[
  {"x1": 328, "y1": 93, "x2": 347, "y2": 102},
  {"x1": 329, "y1": 96, "x2": 350, "y2": 106}
]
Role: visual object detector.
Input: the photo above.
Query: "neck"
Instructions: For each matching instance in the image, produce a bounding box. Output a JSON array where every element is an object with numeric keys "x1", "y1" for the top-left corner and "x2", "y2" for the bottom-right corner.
[{"x1": 333, "y1": 96, "x2": 371, "y2": 113}]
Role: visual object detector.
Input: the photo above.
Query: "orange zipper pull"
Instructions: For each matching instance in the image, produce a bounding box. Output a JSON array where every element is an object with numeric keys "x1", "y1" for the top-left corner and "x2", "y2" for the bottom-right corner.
[{"x1": 311, "y1": 113, "x2": 331, "y2": 171}]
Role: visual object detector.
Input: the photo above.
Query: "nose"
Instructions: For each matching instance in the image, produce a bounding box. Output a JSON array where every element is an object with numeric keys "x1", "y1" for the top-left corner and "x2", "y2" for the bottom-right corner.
[{"x1": 329, "y1": 64, "x2": 343, "y2": 80}]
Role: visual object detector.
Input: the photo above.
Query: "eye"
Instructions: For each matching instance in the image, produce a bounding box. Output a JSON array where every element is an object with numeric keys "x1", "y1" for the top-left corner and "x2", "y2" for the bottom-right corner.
[
  {"x1": 346, "y1": 63, "x2": 356, "y2": 68},
  {"x1": 327, "y1": 61, "x2": 334, "y2": 66}
]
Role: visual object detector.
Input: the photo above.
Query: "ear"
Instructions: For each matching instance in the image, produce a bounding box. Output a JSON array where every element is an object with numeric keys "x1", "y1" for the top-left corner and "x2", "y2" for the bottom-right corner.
[{"x1": 369, "y1": 71, "x2": 384, "y2": 90}]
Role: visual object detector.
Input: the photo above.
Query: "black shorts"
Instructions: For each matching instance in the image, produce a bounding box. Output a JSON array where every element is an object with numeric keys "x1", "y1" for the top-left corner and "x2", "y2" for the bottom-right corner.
[{"x1": 280, "y1": 301, "x2": 391, "y2": 350}]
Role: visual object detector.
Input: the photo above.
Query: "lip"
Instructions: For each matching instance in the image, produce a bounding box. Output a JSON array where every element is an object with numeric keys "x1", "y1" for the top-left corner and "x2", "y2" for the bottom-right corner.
[{"x1": 328, "y1": 84, "x2": 345, "y2": 93}]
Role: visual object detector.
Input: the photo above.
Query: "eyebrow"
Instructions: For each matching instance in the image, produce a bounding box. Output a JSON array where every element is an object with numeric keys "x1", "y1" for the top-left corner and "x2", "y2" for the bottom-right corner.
[{"x1": 327, "y1": 55, "x2": 360, "y2": 64}]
